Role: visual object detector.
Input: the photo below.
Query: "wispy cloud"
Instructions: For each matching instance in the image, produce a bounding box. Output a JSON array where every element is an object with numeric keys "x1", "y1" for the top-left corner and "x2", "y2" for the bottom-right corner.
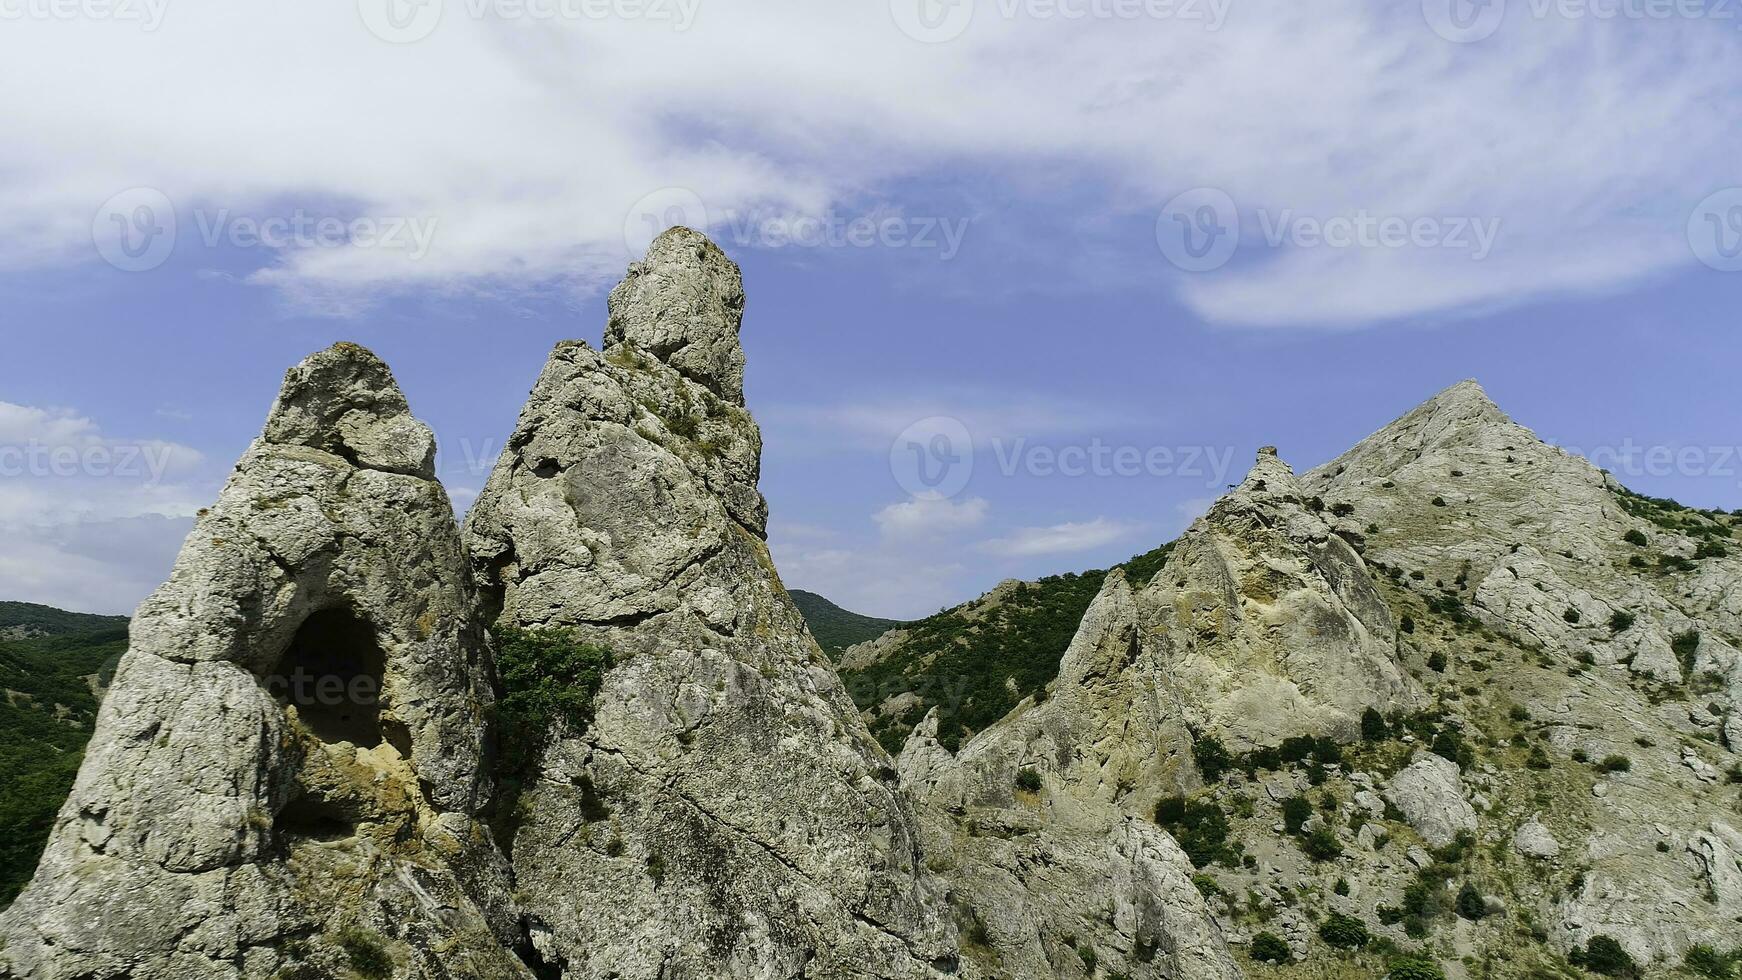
[
  {"x1": 977, "y1": 517, "x2": 1144, "y2": 558},
  {"x1": 3, "y1": 3, "x2": 1733, "y2": 325},
  {"x1": 0, "y1": 402, "x2": 214, "y2": 613},
  {"x1": 874, "y1": 493, "x2": 990, "y2": 538}
]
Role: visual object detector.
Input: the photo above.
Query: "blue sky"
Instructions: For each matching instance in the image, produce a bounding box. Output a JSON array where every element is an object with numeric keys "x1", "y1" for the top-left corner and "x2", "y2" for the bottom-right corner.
[{"x1": 2, "y1": 1, "x2": 1741, "y2": 617}]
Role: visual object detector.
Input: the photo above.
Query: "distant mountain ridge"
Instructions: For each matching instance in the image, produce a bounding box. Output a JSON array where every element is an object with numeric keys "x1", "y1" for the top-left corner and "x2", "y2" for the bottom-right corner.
[
  {"x1": 0, "y1": 602, "x2": 127, "y2": 641},
  {"x1": 787, "y1": 590, "x2": 907, "y2": 658},
  {"x1": 0, "y1": 604, "x2": 128, "y2": 906}
]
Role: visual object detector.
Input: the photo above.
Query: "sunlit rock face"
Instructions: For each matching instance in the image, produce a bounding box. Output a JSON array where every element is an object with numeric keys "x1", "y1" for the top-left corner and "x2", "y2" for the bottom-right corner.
[
  {"x1": 464, "y1": 227, "x2": 957, "y2": 980},
  {"x1": 0, "y1": 343, "x2": 523, "y2": 980}
]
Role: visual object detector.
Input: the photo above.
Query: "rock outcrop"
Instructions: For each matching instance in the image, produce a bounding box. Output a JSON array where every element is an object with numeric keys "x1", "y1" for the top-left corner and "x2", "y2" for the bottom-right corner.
[
  {"x1": 1139, "y1": 448, "x2": 1415, "y2": 748},
  {"x1": 463, "y1": 227, "x2": 955, "y2": 979},
  {"x1": 1383, "y1": 752, "x2": 1477, "y2": 849},
  {"x1": 0, "y1": 344, "x2": 523, "y2": 980},
  {"x1": 899, "y1": 572, "x2": 1240, "y2": 980}
]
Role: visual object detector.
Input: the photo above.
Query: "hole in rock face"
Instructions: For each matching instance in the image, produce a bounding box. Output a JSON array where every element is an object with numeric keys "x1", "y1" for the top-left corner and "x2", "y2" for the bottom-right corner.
[
  {"x1": 269, "y1": 608, "x2": 386, "y2": 748},
  {"x1": 275, "y1": 792, "x2": 357, "y2": 842}
]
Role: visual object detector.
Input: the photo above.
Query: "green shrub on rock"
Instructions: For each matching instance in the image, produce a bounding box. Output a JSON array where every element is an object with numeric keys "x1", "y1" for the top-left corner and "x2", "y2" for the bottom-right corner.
[
  {"x1": 1318, "y1": 912, "x2": 1369, "y2": 950},
  {"x1": 1385, "y1": 956, "x2": 1446, "y2": 980},
  {"x1": 1251, "y1": 932, "x2": 1291, "y2": 964}
]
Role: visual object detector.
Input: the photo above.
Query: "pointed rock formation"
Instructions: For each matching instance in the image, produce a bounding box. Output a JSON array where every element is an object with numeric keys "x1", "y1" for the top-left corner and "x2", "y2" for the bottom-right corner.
[
  {"x1": 0, "y1": 344, "x2": 524, "y2": 980},
  {"x1": 1302, "y1": 380, "x2": 1742, "y2": 962},
  {"x1": 464, "y1": 227, "x2": 955, "y2": 979},
  {"x1": 899, "y1": 572, "x2": 1239, "y2": 980},
  {"x1": 1139, "y1": 448, "x2": 1414, "y2": 748}
]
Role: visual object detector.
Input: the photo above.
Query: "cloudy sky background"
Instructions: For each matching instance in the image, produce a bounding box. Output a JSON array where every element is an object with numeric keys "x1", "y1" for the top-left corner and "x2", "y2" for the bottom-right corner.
[{"x1": 3, "y1": 0, "x2": 1741, "y2": 616}]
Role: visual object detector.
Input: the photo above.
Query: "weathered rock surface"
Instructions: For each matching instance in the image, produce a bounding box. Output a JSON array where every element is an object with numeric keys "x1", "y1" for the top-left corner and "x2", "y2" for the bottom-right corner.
[
  {"x1": 899, "y1": 572, "x2": 1240, "y2": 980},
  {"x1": 1303, "y1": 379, "x2": 1742, "y2": 965},
  {"x1": 1512, "y1": 817, "x2": 1562, "y2": 860},
  {"x1": 1139, "y1": 448, "x2": 1415, "y2": 748},
  {"x1": 1383, "y1": 752, "x2": 1477, "y2": 849},
  {"x1": 0, "y1": 344, "x2": 523, "y2": 980},
  {"x1": 464, "y1": 227, "x2": 955, "y2": 979}
]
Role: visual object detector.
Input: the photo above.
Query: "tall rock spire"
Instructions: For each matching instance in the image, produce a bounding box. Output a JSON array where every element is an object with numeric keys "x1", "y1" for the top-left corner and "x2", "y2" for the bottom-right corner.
[
  {"x1": 463, "y1": 229, "x2": 955, "y2": 978},
  {"x1": 0, "y1": 344, "x2": 525, "y2": 980},
  {"x1": 605, "y1": 226, "x2": 748, "y2": 404}
]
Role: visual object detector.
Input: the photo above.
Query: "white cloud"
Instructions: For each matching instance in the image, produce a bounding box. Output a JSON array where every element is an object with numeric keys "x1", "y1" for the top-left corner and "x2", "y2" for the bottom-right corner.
[
  {"x1": 769, "y1": 526, "x2": 966, "y2": 621},
  {"x1": 977, "y1": 517, "x2": 1143, "y2": 558},
  {"x1": 0, "y1": 515, "x2": 193, "y2": 616},
  {"x1": 0, "y1": 402, "x2": 215, "y2": 613},
  {"x1": 2, "y1": 3, "x2": 1734, "y2": 325},
  {"x1": 873, "y1": 493, "x2": 990, "y2": 538}
]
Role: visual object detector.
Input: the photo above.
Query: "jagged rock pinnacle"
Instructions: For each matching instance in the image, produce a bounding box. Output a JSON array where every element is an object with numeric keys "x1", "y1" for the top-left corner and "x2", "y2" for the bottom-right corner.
[
  {"x1": 262, "y1": 341, "x2": 437, "y2": 478},
  {"x1": 605, "y1": 226, "x2": 748, "y2": 404}
]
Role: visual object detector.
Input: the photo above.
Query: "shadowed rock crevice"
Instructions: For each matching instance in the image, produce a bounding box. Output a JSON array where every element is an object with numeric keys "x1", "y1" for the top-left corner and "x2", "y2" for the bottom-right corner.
[{"x1": 267, "y1": 607, "x2": 386, "y2": 749}]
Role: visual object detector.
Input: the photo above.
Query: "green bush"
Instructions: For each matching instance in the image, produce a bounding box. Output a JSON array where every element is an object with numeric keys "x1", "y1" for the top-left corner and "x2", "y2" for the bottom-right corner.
[
  {"x1": 1301, "y1": 828, "x2": 1343, "y2": 862},
  {"x1": 1193, "y1": 733, "x2": 1234, "y2": 782},
  {"x1": 1597, "y1": 755, "x2": 1631, "y2": 773},
  {"x1": 1697, "y1": 540, "x2": 1730, "y2": 559},
  {"x1": 1318, "y1": 912, "x2": 1370, "y2": 949},
  {"x1": 1281, "y1": 796, "x2": 1313, "y2": 834},
  {"x1": 1684, "y1": 944, "x2": 1742, "y2": 979},
  {"x1": 1454, "y1": 882, "x2": 1487, "y2": 920},
  {"x1": 1250, "y1": 932, "x2": 1291, "y2": 963},
  {"x1": 1399, "y1": 615, "x2": 1415, "y2": 634},
  {"x1": 1571, "y1": 935, "x2": 1640, "y2": 978},
  {"x1": 1331, "y1": 502, "x2": 1356, "y2": 517},
  {"x1": 1333, "y1": 877, "x2": 1350, "y2": 896},
  {"x1": 1564, "y1": 607, "x2": 1582, "y2": 624},
  {"x1": 1426, "y1": 651, "x2": 1447, "y2": 673},
  {"x1": 1624, "y1": 529, "x2": 1649, "y2": 546},
  {"x1": 1385, "y1": 956, "x2": 1446, "y2": 980},
  {"x1": 1154, "y1": 795, "x2": 1238, "y2": 868},
  {"x1": 1674, "y1": 629, "x2": 1703, "y2": 674},
  {"x1": 1431, "y1": 496, "x2": 1447, "y2": 507},
  {"x1": 1608, "y1": 610, "x2": 1636, "y2": 633},
  {"x1": 1015, "y1": 768, "x2": 1043, "y2": 792},
  {"x1": 1362, "y1": 707, "x2": 1389, "y2": 741}
]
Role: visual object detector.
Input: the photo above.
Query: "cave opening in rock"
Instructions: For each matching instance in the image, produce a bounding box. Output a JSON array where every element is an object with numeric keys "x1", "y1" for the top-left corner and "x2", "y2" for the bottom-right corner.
[
  {"x1": 271, "y1": 607, "x2": 386, "y2": 748},
  {"x1": 275, "y1": 792, "x2": 357, "y2": 842}
]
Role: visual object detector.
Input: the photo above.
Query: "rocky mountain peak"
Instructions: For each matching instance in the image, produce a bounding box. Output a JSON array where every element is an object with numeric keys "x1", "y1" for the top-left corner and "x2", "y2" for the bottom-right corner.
[
  {"x1": 262, "y1": 341, "x2": 437, "y2": 478},
  {"x1": 605, "y1": 225, "x2": 748, "y2": 404},
  {"x1": 1309, "y1": 378, "x2": 1519, "y2": 489}
]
